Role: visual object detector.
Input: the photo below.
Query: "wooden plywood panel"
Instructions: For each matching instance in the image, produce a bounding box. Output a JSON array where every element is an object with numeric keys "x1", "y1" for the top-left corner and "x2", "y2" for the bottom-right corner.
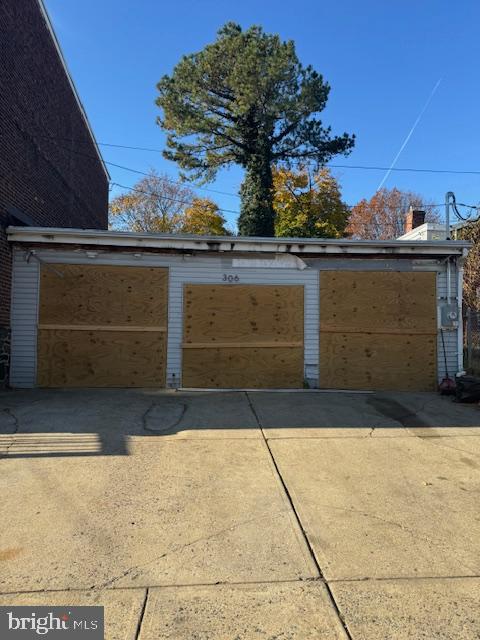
[
  {"x1": 320, "y1": 332, "x2": 437, "y2": 391},
  {"x1": 39, "y1": 264, "x2": 168, "y2": 326},
  {"x1": 182, "y1": 347, "x2": 303, "y2": 389},
  {"x1": 183, "y1": 285, "x2": 303, "y2": 345},
  {"x1": 182, "y1": 284, "x2": 305, "y2": 388},
  {"x1": 320, "y1": 271, "x2": 436, "y2": 333},
  {"x1": 38, "y1": 329, "x2": 166, "y2": 387},
  {"x1": 319, "y1": 270, "x2": 437, "y2": 391}
]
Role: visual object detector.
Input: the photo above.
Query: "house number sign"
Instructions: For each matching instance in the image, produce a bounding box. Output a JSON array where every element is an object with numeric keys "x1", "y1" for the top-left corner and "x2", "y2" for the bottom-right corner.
[{"x1": 222, "y1": 273, "x2": 240, "y2": 282}]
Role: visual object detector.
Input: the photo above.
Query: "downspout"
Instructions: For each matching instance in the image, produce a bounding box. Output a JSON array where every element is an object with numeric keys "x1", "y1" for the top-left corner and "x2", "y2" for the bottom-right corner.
[
  {"x1": 446, "y1": 257, "x2": 452, "y2": 305},
  {"x1": 457, "y1": 256, "x2": 465, "y2": 374}
]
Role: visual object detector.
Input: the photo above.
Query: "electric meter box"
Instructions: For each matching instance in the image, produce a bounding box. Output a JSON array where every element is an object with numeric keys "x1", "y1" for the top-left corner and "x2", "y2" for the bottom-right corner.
[{"x1": 440, "y1": 303, "x2": 459, "y2": 328}]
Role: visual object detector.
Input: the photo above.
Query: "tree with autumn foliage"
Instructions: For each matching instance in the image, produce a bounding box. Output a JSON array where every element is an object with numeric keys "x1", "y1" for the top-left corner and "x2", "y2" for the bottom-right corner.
[
  {"x1": 181, "y1": 197, "x2": 230, "y2": 235},
  {"x1": 109, "y1": 171, "x2": 194, "y2": 232},
  {"x1": 456, "y1": 222, "x2": 480, "y2": 310},
  {"x1": 347, "y1": 187, "x2": 439, "y2": 239},
  {"x1": 109, "y1": 170, "x2": 228, "y2": 235},
  {"x1": 273, "y1": 166, "x2": 349, "y2": 238}
]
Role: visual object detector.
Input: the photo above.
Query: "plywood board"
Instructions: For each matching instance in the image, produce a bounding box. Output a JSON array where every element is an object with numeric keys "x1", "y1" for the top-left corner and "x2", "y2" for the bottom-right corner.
[
  {"x1": 39, "y1": 264, "x2": 168, "y2": 326},
  {"x1": 183, "y1": 285, "x2": 303, "y2": 344},
  {"x1": 320, "y1": 332, "x2": 437, "y2": 391},
  {"x1": 320, "y1": 271, "x2": 436, "y2": 332},
  {"x1": 182, "y1": 284, "x2": 304, "y2": 388},
  {"x1": 319, "y1": 271, "x2": 438, "y2": 391},
  {"x1": 182, "y1": 347, "x2": 304, "y2": 389},
  {"x1": 38, "y1": 329, "x2": 166, "y2": 387},
  {"x1": 37, "y1": 264, "x2": 168, "y2": 388}
]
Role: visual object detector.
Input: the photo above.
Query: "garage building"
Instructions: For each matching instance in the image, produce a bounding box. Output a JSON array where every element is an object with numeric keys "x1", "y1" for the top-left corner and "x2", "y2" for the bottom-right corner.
[{"x1": 7, "y1": 226, "x2": 469, "y2": 392}]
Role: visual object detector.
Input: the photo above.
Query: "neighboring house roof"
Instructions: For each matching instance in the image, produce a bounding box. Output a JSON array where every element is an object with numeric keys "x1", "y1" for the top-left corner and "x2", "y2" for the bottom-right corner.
[
  {"x1": 6, "y1": 226, "x2": 470, "y2": 258},
  {"x1": 397, "y1": 221, "x2": 468, "y2": 242},
  {"x1": 37, "y1": 0, "x2": 110, "y2": 181},
  {"x1": 397, "y1": 223, "x2": 447, "y2": 241}
]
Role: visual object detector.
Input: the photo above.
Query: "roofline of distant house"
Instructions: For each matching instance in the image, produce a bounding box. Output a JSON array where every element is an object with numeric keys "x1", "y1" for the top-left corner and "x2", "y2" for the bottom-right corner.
[
  {"x1": 37, "y1": 0, "x2": 110, "y2": 181},
  {"x1": 398, "y1": 221, "x2": 469, "y2": 241},
  {"x1": 7, "y1": 226, "x2": 471, "y2": 257}
]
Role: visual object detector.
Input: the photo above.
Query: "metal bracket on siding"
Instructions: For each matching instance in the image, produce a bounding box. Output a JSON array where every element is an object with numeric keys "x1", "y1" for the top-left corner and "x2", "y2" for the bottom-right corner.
[{"x1": 24, "y1": 250, "x2": 64, "y2": 278}]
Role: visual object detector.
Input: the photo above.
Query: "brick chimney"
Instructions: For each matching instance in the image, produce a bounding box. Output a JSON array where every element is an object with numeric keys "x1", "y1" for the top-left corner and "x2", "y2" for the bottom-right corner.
[{"x1": 405, "y1": 207, "x2": 426, "y2": 233}]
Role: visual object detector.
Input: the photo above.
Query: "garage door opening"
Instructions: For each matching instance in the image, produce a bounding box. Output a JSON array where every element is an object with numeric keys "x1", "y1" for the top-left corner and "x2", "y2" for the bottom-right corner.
[
  {"x1": 319, "y1": 271, "x2": 437, "y2": 391},
  {"x1": 182, "y1": 284, "x2": 304, "y2": 389},
  {"x1": 37, "y1": 264, "x2": 168, "y2": 387}
]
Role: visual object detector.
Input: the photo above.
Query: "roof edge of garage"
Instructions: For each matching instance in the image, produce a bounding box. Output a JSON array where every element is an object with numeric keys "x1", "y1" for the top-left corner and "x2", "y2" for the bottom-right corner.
[{"x1": 7, "y1": 225, "x2": 470, "y2": 256}]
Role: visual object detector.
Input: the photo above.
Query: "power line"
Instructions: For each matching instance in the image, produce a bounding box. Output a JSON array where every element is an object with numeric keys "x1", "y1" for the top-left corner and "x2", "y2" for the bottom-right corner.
[
  {"x1": 107, "y1": 160, "x2": 476, "y2": 208},
  {"x1": 104, "y1": 158, "x2": 476, "y2": 210},
  {"x1": 450, "y1": 192, "x2": 479, "y2": 222},
  {"x1": 37, "y1": 132, "x2": 480, "y2": 177},
  {"x1": 111, "y1": 182, "x2": 240, "y2": 216},
  {"x1": 47, "y1": 137, "x2": 480, "y2": 212},
  {"x1": 51, "y1": 140, "x2": 241, "y2": 199},
  {"x1": 328, "y1": 163, "x2": 480, "y2": 176},
  {"x1": 35, "y1": 133, "x2": 166, "y2": 154},
  {"x1": 13, "y1": 124, "x2": 480, "y2": 233},
  {"x1": 106, "y1": 161, "x2": 239, "y2": 198}
]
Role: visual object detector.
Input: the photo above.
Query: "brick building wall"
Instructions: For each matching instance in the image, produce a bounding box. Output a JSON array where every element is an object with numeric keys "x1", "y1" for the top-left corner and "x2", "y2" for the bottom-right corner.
[{"x1": 0, "y1": 0, "x2": 108, "y2": 383}]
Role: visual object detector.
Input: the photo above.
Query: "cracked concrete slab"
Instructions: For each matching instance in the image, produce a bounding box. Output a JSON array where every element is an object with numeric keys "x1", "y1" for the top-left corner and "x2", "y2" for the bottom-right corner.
[
  {"x1": 385, "y1": 391, "x2": 480, "y2": 427},
  {"x1": 269, "y1": 436, "x2": 480, "y2": 580},
  {"x1": 0, "y1": 389, "x2": 260, "y2": 442},
  {"x1": 0, "y1": 438, "x2": 317, "y2": 592},
  {"x1": 2, "y1": 386, "x2": 480, "y2": 637},
  {"x1": 141, "y1": 391, "x2": 260, "y2": 439},
  {"x1": 0, "y1": 407, "x2": 19, "y2": 434},
  {"x1": 400, "y1": 426, "x2": 480, "y2": 438},
  {"x1": 250, "y1": 391, "x2": 480, "y2": 439},
  {"x1": 250, "y1": 391, "x2": 403, "y2": 439},
  {"x1": 331, "y1": 577, "x2": 480, "y2": 640},
  {"x1": 0, "y1": 589, "x2": 145, "y2": 640},
  {"x1": 139, "y1": 582, "x2": 348, "y2": 640},
  {"x1": 143, "y1": 400, "x2": 187, "y2": 432}
]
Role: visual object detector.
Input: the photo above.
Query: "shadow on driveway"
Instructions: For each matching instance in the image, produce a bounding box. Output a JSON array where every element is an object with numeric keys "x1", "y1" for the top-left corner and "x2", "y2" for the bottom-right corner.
[{"x1": 0, "y1": 388, "x2": 479, "y2": 458}]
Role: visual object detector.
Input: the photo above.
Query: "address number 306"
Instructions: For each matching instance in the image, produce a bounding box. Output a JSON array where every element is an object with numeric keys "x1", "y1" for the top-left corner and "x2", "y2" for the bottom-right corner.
[{"x1": 222, "y1": 274, "x2": 240, "y2": 282}]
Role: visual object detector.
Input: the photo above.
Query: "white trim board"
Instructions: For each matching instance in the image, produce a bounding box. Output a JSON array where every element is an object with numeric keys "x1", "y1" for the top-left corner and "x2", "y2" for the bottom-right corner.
[{"x1": 36, "y1": 0, "x2": 109, "y2": 180}]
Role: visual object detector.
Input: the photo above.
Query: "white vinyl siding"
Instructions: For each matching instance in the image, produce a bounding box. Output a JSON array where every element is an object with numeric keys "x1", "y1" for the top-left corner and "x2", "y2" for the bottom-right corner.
[
  {"x1": 9, "y1": 251, "x2": 39, "y2": 387},
  {"x1": 9, "y1": 247, "x2": 461, "y2": 388},
  {"x1": 167, "y1": 260, "x2": 319, "y2": 386},
  {"x1": 437, "y1": 269, "x2": 460, "y2": 379}
]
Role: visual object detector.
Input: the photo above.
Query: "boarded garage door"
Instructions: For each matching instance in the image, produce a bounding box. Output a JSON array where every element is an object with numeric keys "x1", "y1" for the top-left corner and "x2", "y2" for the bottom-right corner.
[
  {"x1": 37, "y1": 264, "x2": 168, "y2": 387},
  {"x1": 320, "y1": 271, "x2": 437, "y2": 391},
  {"x1": 182, "y1": 284, "x2": 304, "y2": 388}
]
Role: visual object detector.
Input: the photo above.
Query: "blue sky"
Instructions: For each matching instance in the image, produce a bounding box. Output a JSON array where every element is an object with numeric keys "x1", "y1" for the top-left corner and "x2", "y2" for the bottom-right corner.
[{"x1": 45, "y1": 0, "x2": 480, "y2": 229}]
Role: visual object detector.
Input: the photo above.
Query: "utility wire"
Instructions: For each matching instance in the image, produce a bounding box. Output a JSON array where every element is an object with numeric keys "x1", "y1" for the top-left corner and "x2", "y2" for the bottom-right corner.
[
  {"x1": 106, "y1": 160, "x2": 239, "y2": 198},
  {"x1": 111, "y1": 182, "x2": 240, "y2": 216},
  {"x1": 50, "y1": 139, "x2": 479, "y2": 213},
  {"x1": 109, "y1": 179, "x2": 480, "y2": 238},
  {"x1": 16, "y1": 125, "x2": 480, "y2": 231},
  {"x1": 450, "y1": 193, "x2": 479, "y2": 222},
  {"x1": 51, "y1": 141, "x2": 241, "y2": 199},
  {"x1": 35, "y1": 132, "x2": 480, "y2": 177},
  {"x1": 328, "y1": 163, "x2": 480, "y2": 176}
]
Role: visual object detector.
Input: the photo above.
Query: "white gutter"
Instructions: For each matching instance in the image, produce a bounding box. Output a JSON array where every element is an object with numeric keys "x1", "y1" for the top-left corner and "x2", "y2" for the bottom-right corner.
[
  {"x1": 7, "y1": 226, "x2": 471, "y2": 257},
  {"x1": 37, "y1": 0, "x2": 110, "y2": 180}
]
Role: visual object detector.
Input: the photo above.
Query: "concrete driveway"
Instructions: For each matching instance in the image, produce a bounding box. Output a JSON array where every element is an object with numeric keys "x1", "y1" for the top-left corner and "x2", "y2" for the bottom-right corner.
[{"x1": 1, "y1": 388, "x2": 480, "y2": 639}]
